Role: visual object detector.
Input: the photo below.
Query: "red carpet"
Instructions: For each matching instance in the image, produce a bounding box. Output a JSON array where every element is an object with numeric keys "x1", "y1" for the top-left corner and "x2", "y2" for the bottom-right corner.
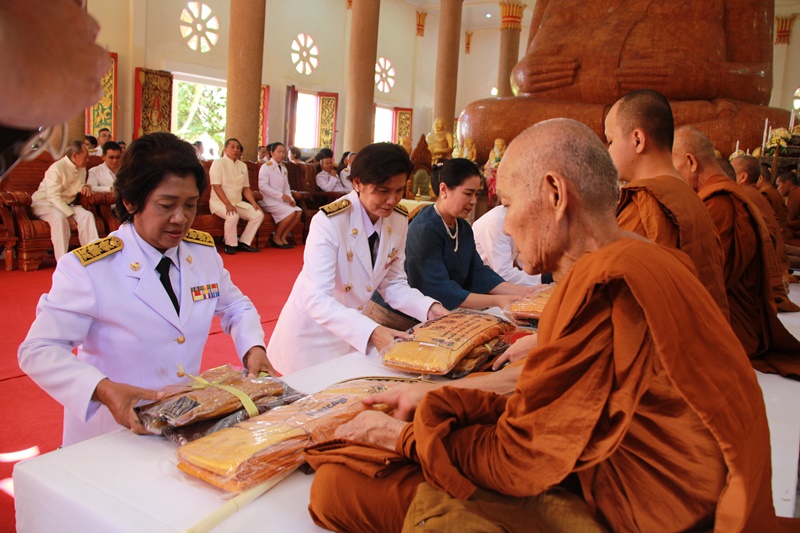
[{"x1": 0, "y1": 244, "x2": 304, "y2": 532}]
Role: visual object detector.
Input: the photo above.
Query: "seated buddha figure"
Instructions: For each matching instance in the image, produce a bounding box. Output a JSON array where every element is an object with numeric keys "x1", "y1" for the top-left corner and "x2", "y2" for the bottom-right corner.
[
  {"x1": 426, "y1": 117, "x2": 454, "y2": 163},
  {"x1": 459, "y1": 0, "x2": 788, "y2": 161}
]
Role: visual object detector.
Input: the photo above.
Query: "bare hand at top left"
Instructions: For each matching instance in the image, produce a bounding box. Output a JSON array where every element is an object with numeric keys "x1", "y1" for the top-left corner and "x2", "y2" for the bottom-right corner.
[{"x1": 243, "y1": 346, "x2": 276, "y2": 377}]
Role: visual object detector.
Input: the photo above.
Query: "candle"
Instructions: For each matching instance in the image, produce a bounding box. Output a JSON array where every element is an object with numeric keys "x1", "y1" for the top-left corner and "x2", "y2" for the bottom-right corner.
[
  {"x1": 791, "y1": 109, "x2": 796, "y2": 132},
  {"x1": 735, "y1": 140, "x2": 739, "y2": 154},
  {"x1": 762, "y1": 118, "x2": 769, "y2": 152}
]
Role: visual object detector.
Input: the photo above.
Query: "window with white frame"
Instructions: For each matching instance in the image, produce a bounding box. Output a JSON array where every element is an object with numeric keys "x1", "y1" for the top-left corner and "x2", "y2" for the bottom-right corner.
[
  {"x1": 373, "y1": 106, "x2": 394, "y2": 143},
  {"x1": 179, "y1": 2, "x2": 219, "y2": 53},
  {"x1": 291, "y1": 34, "x2": 319, "y2": 76},
  {"x1": 375, "y1": 57, "x2": 395, "y2": 94}
]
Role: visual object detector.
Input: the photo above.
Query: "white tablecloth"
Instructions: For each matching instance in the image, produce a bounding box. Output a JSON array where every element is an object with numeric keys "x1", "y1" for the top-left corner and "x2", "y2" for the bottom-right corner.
[{"x1": 15, "y1": 291, "x2": 800, "y2": 530}]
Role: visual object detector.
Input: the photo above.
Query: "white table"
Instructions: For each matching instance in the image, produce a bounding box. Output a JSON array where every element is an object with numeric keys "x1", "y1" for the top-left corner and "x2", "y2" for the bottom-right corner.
[{"x1": 15, "y1": 303, "x2": 800, "y2": 530}]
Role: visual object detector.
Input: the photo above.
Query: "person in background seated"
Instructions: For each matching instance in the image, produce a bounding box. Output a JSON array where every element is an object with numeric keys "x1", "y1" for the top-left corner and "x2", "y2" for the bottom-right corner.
[
  {"x1": 31, "y1": 141, "x2": 98, "y2": 260},
  {"x1": 267, "y1": 142, "x2": 448, "y2": 374},
  {"x1": 18, "y1": 132, "x2": 273, "y2": 446},
  {"x1": 117, "y1": 140, "x2": 127, "y2": 154},
  {"x1": 84, "y1": 134, "x2": 100, "y2": 156},
  {"x1": 192, "y1": 140, "x2": 205, "y2": 161},
  {"x1": 288, "y1": 145, "x2": 303, "y2": 164},
  {"x1": 209, "y1": 138, "x2": 263, "y2": 255},
  {"x1": 337, "y1": 151, "x2": 351, "y2": 174},
  {"x1": 308, "y1": 119, "x2": 778, "y2": 533},
  {"x1": 778, "y1": 172, "x2": 800, "y2": 245},
  {"x1": 87, "y1": 141, "x2": 122, "y2": 193},
  {"x1": 96, "y1": 127, "x2": 111, "y2": 148},
  {"x1": 257, "y1": 145, "x2": 269, "y2": 164},
  {"x1": 473, "y1": 204, "x2": 549, "y2": 286},
  {"x1": 258, "y1": 142, "x2": 302, "y2": 249},
  {"x1": 340, "y1": 151, "x2": 356, "y2": 183},
  {"x1": 404, "y1": 158, "x2": 531, "y2": 310},
  {"x1": 316, "y1": 155, "x2": 352, "y2": 193}
]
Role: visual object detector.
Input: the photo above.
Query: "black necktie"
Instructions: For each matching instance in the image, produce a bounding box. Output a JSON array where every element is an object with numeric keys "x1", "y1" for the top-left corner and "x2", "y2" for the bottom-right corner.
[
  {"x1": 156, "y1": 257, "x2": 180, "y2": 314},
  {"x1": 368, "y1": 232, "x2": 379, "y2": 267}
]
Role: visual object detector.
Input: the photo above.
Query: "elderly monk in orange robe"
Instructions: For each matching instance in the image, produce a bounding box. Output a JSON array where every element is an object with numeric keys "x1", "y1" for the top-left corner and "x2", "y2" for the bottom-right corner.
[
  {"x1": 306, "y1": 119, "x2": 777, "y2": 532},
  {"x1": 732, "y1": 155, "x2": 799, "y2": 312},
  {"x1": 607, "y1": 89, "x2": 728, "y2": 318},
  {"x1": 673, "y1": 126, "x2": 800, "y2": 376},
  {"x1": 778, "y1": 172, "x2": 800, "y2": 246},
  {"x1": 760, "y1": 166, "x2": 788, "y2": 230}
]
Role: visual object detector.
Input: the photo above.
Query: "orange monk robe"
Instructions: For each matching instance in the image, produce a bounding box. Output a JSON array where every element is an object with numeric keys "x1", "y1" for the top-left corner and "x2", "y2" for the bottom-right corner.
[
  {"x1": 617, "y1": 175, "x2": 729, "y2": 318},
  {"x1": 699, "y1": 175, "x2": 800, "y2": 376},
  {"x1": 739, "y1": 184, "x2": 797, "y2": 312},
  {"x1": 308, "y1": 239, "x2": 777, "y2": 532},
  {"x1": 759, "y1": 182, "x2": 788, "y2": 231},
  {"x1": 786, "y1": 186, "x2": 800, "y2": 246}
]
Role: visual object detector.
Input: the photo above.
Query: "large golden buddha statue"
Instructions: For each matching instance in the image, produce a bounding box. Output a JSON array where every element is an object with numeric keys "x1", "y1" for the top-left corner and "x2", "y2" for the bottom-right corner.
[
  {"x1": 460, "y1": 0, "x2": 789, "y2": 162},
  {"x1": 426, "y1": 117, "x2": 454, "y2": 163}
]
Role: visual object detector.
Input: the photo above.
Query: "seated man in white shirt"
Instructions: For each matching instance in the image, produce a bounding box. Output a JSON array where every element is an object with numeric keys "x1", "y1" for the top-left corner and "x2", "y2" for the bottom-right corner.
[
  {"x1": 473, "y1": 204, "x2": 551, "y2": 286},
  {"x1": 87, "y1": 141, "x2": 122, "y2": 193},
  {"x1": 31, "y1": 141, "x2": 99, "y2": 260},
  {"x1": 96, "y1": 127, "x2": 111, "y2": 148},
  {"x1": 316, "y1": 156, "x2": 352, "y2": 193}
]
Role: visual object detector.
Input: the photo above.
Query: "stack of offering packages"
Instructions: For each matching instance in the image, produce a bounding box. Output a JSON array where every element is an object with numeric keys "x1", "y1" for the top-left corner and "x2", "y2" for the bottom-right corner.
[
  {"x1": 137, "y1": 365, "x2": 301, "y2": 445},
  {"x1": 505, "y1": 283, "x2": 557, "y2": 328},
  {"x1": 175, "y1": 377, "x2": 409, "y2": 492},
  {"x1": 381, "y1": 309, "x2": 514, "y2": 376}
]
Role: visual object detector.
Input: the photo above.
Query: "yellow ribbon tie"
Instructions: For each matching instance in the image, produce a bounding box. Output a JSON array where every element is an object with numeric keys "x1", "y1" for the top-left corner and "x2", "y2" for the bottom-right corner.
[{"x1": 176, "y1": 364, "x2": 259, "y2": 418}]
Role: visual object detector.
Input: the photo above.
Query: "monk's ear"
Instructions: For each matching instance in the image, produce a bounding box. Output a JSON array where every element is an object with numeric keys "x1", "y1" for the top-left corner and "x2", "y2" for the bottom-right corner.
[
  {"x1": 632, "y1": 129, "x2": 646, "y2": 154},
  {"x1": 685, "y1": 153, "x2": 699, "y2": 174},
  {"x1": 543, "y1": 171, "x2": 567, "y2": 218}
]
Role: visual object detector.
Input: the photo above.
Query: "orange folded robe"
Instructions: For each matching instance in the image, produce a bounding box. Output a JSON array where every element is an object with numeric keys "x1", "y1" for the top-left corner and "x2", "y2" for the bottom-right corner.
[
  {"x1": 309, "y1": 239, "x2": 778, "y2": 532},
  {"x1": 759, "y1": 182, "x2": 788, "y2": 231},
  {"x1": 617, "y1": 175, "x2": 729, "y2": 318},
  {"x1": 699, "y1": 175, "x2": 800, "y2": 376}
]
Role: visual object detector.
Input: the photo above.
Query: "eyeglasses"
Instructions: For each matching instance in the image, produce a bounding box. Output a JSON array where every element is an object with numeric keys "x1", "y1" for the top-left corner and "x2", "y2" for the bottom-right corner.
[{"x1": 0, "y1": 123, "x2": 68, "y2": 181}]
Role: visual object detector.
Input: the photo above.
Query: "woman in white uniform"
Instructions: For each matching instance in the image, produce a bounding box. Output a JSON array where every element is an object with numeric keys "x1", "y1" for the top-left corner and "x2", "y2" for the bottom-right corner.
[
  {"x1": 257, "y1": 142, "x2": 301, "y2": 248},
  {"x1": 268, "y1": 143, "x2": 448, "y2": 374},
  {"x1": 18, "y1": 133, "x2": 274, "y2": 446}
]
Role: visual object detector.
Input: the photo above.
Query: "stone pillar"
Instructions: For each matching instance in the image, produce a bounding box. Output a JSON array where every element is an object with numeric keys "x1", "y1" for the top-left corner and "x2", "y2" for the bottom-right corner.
[
  {"x1": 433, "y1": 0, "x2": 463, "y2": 124},
  {"x1": 225, "y1": 0, "x2": 266, "y2": 161},
  {"x1": 344, "y1": 0, "x2": 381, "y2": 152},
  {"x1": 497, "y1": 1, "x2": 526, "y2": 97}
]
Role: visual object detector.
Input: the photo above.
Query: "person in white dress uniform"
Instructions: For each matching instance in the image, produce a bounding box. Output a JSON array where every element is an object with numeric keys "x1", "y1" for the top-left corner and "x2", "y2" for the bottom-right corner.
[
  {"x1": 473, "y1": 205, "x2": 543, "y2": 286},
  {"x1": 86, "y1": 140, "x2": 122, "y2": 193},
  {"x1": 257, "y1": 142, "x2": 301, "y2": 248},
  {"x1": 18, "y1": 133, "x2": 273, "y2": 446},
  {"x1": 209, "y1": 138, "x2": 264, "y2": 254},
  {"x1": 268, "y1": 142, "x2": 448, "y2": 374},
  {"x1": 316, "y1": 156, "x2": 352, "y2": 193},
  {"x1": 31, "y1": 140, "x2": 99, "y2": 260}
]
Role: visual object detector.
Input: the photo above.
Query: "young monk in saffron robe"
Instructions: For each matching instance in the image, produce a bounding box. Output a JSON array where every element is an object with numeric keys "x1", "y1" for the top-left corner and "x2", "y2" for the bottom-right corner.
[
  {"x1": 674, "y1": 126, "x2": 800, "y2": 377},
  {"x1": 607, "y1": 89, "x2": 728, "y2": 318},
  {"x1": 306, "y1": 119, "x2": 780, "y2": 532}
]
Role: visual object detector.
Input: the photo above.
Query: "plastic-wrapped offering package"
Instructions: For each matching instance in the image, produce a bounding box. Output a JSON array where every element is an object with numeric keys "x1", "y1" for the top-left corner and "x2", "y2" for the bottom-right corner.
[
  {"x1": 381, "y1": 309, "x2": 514, "y2": 375},
  {"x1": 445, "y1": 337, "x2": 510, "y2": 379},
  {"x1": 137, "y1": 365, "x2": 288, "y2": 434},
  {"x1": 175, "y1": 377, "x2": 408, "y2": 492},
  {"x1": 505, "y1": 283, "x2": 557, "y2": 327}
]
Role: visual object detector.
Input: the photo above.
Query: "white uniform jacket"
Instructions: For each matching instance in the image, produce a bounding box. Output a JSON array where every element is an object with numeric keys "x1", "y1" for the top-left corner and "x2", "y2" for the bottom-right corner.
[
  {"x1": 31, "y1": 155, "x2": 86, "y2": 217},
  {"x1": 257, "y1": 159, "x2": 292, "y2": 209},
  {"x1": 473, "y1": 205, "x2": 542, "y2": 286},
  {"x1": 18, "y1": 223, "x2": 265, "y2": 446},
  {"x1": 209, "y1": 155, "x2": 251, "y2": 213},
  {"x1": 268, "y1": 191, "x2": 436, "y2": 374},
  {"x1": 87, "y1": 162, "x2": 115, "y2": 193}
]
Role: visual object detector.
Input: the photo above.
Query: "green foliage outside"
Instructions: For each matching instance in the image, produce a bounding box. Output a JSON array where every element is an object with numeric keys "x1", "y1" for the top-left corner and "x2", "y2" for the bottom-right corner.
[{"x1": 174, "y1": 81, "x2": 227, "y2": 149}]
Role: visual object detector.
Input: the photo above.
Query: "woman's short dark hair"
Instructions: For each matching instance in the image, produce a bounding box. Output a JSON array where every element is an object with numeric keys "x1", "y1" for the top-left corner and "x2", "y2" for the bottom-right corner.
[
  {"x1": 350, "y1": 143, "x2": 413, "y2": 186},
  {"x1": 431, "y1": 158, "x2": 481, "y2": 191},
  {"x1": 115, "y1": 132, "x2": 207, "y2": 224}
]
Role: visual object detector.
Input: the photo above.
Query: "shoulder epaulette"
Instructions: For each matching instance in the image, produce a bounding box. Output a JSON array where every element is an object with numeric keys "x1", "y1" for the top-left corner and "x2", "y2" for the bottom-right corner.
[
  {"x1": 393, "y1": 203, "x2": 409, "y2": 217},
  {"x1": 72, "y1": 236, "x2": 123, "y2": 266},
  {"x1": 321, "y1": 198, "x2": 352, "y2": 217},
  {"x1": 266, "y1": 161, "x2": 273, "y2": 166},
  {"x1": 183, "y1": 229, "x2": 215, "y2": 246}
]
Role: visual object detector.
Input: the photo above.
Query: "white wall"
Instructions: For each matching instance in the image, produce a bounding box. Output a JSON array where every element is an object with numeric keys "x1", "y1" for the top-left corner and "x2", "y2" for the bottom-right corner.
[{"x1": 772, "y1": 1, "x2": 800, "y2": 111}]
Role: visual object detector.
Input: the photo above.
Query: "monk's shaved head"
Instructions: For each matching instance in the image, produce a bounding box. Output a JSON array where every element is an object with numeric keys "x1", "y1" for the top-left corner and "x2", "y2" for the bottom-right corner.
[
  {"x1": 674, "y1": 126, "x2": 717, "y2": 165},
  {"x1": 732, "y1": 155, "x2": 760, "y2": 185},
  {"x1": 500, "y1": 118, "x2": 619, "y2": 214},
  {"x1": 777, "y1": 172, "x2": 798, "y2": 186},
  {"x1": 614, "y1": 89, "x2": 674, "y2": 150},
  {"x1": 717, "y1": 158, "x2": 736, "y2": 181}
]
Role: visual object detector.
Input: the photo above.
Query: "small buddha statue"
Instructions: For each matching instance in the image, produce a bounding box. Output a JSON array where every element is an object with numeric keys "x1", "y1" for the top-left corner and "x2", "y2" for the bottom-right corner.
[
  {"x1": 483, "y1": 138, "x2": 507, "y2": 206},
  {"x1": 411, "y1": 134, "x2": 435, "y2": 199},
  {"x1": 426, "y1": 117, "x2": 453, "y2": 163},
  {"x1": 463, "y1": 138, "x2": 477, "y2": 163}
]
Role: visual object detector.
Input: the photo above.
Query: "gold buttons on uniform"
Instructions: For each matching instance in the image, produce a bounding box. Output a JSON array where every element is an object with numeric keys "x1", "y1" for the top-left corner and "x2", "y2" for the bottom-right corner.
[
  {"x1": 366, "y1": 286, "x2": 372, "y2": 292},
  {"x1": 187, "y1": 256, "x2": 193, "y2": 264},
  {"x1": 130, "y1": 262, "x2": 140, "y2": 271},
  {"x1": 344, "y1": 283, "x2": 352, "y2": 292},
  {"x1": 346, "y1": 250, "x2": 353, "y2": 262},
  {"x1": 387, "y1": 226, "x2": 392, "y2": 234},
  {"x1": 351, "y1": 228, "x2": 358, "y2": 236},
  {"x1": 358, "y1": 305, "x2": 364, "y2": 311},
  {"x1": 177, "y1": 336, "x2": 186, "y2": 344}
]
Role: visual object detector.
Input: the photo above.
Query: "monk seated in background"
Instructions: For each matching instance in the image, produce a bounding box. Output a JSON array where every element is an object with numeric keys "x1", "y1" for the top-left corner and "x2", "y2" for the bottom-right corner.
[
  {"x1": 673, "y1": 127, "x2": 800, "y2": 377},
  {"x1": 778, "y1": 172, "x2": 800, "y2": 246},
  {"x1": 306, "y1": 119, "x2": 777, "y2": 532},
  {"x1": 608, "y1": 89, "x2": 728, "y2": 317}
]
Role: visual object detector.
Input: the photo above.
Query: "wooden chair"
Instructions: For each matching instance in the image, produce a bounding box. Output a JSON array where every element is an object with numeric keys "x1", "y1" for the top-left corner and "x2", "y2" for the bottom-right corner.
[{"x1": 284, "y1": 161, "x2": 344, "y2": 240}]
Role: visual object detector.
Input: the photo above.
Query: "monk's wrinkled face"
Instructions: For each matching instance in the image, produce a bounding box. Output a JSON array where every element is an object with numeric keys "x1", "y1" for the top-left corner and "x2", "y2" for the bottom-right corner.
[
  {"x1": 498, "y1": 157, "x2": 561, "y2": 275},
  {"x1": 604, "y1": 103, "x2": 637, "y2": 183}
]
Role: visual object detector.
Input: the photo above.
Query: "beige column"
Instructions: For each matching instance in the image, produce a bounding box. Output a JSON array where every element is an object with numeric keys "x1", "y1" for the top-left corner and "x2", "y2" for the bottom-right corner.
[
  {"x1": 344, "y1": 0, "x2": 381, "y2": 152},
  {"x1": 225, "y1": 0, "x2": 266, "y2": 162},
  {"x1": 497, "y1": 2, "x2": 526, "y2": 97},
  {"x1": 433, "y1": 0, "x2": 463, "y2": 125}
]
